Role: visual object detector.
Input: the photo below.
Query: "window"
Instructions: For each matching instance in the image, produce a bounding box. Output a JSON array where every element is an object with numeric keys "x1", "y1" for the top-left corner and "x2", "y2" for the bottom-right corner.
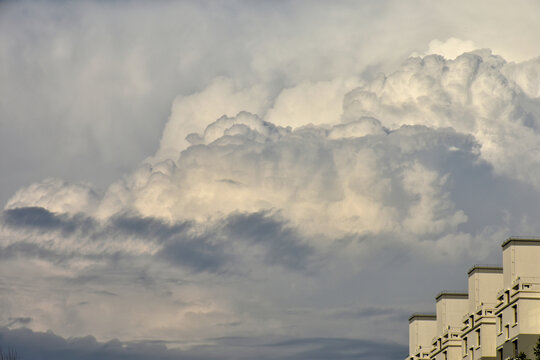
[
  {"x1": 476, "y1": 329, "x2": 481, "y2": 347},
  {"x1": 498, "y1": 349, "x2": 503, "y2": 360},
  {"x1": 498, "y1": 315, "x2": 503, "y2": 333},
  {"x1": 444, "y1": 351, "x2": 448, "y2": 360},
  {"x1": 506, "y1": 324, "x2": 510, "y2": 339},
  {"x1": 513, "y1": 305, "x2": 518, "y2": 324},
  {"x1": 464, "y1": 338, "x2": 468, "y2": 355},
  {"x1": 513, "y1": 340, "x2": 519, "y2": 357},
  {"x1": 470, "y1": 348, "x2": 474, "y2": 360},
  {"x1": 506, "y1": 291, "x2": 510, "y2": 303}
]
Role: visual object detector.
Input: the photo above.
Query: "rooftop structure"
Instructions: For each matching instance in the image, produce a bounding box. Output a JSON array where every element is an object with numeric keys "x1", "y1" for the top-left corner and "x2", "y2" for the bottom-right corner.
[{"x1": 406, "y1": 237, "x2": 540, "y2": 360}]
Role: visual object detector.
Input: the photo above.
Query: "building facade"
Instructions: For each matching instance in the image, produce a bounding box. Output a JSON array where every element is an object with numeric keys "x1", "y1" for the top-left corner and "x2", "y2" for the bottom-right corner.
[
  {"x1": 461, "y1": 266, "x2": 503, "y2": 360},
  {"x1": 408, "y1": 314, "x2": 437, "y2": 360},
  {"x1": 495, "y1": 239, "x2": 540, "y2": 360},
  {"x1": 406, "y1": 238, "x2": 540, "y2": 360}
]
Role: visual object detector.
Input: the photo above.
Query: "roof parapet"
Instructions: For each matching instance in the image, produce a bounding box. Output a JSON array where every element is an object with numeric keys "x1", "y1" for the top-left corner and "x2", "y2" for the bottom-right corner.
[
  {"x1": 435, "y1": 291, "x2": 468, "y2": 301},
  {"x1": 467, "y1": 264, "x2": 503, "y2": 276},
  {"x1": 501, "y1": 237, "x2": 540, "y2": 249},
  {"x1": 408, "y1": 313, "x2": 436, "y2": 323}
]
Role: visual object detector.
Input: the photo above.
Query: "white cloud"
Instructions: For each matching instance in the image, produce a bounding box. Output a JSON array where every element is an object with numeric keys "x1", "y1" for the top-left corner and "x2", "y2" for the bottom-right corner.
[
  {"x1": 343, "y1": 50, "x2": 540, "y2": 189},
  {"x1": 5, "y1": 178, "x2": 98, "y2": 214},
  {"x1": 415, "y1": 38, "x2": 478, "y2": 60},
  {"x1": 155, "y1": 78, "x2": 270, "y2": 161}
]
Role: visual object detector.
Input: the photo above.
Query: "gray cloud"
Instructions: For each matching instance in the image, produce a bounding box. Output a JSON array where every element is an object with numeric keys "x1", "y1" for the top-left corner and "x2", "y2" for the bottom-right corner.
[
  {"x1": 224, "y1": 211, "x2": 315, "y2": 271},
  {"x1": 1, "y1": 207, "x2": 316, "y2": 273},
  {"x1": 262, "y1": 337, "x2": 406, "y2": 360},
  {"x1": 2, "y1": 207, "x2": 225, "y2": 273},
  {"x1": 5, "y1": 317, "x2": 32, "y2": 327},
  {"x1": 3, "y1": 206, "x2": 95, "y2": 236},
  {"x1": 0, "y1": 327, "x2": 407, "y2": 360},
  {"x1": 157, "y1": 236, "x2": 229, "y2": 274}
]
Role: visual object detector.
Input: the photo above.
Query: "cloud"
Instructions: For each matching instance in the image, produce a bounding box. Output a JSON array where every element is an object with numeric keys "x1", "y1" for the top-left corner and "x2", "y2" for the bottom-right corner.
[
  {"x1": 224, "y1": 211, "x2": 315, "y2": 271},
  {"x1": 414, "y1": 38, "x2": 478, "y2": 60},
  {"x1": 79, "y1": 113, "x2": 483, "y2": 252},
  {"x1": 8, "y1": 0, "x2": 540, "y2": 207},
  {"x1": 6, "y1": 317, "x2": 32, "y2": 327},
  {"x1": 1, "y1": 206, "x2": 317, "y2": 273},
  {"x1": 3, "y1": 206, "x2": 94, "y2": 236},
  {"x1": 328, "y1": 306, "x2": 410, "y2": 322},
  {"x1": 0, "y1": 326, "x2": 407, "y2": 360},
  {"x1": 262, "y1": 337, "x2": 406, "y2": 360},
  {"x1": 343, "y1": 50, "x2": 540, "y2": 190},
  {"x1": 5, "y1": 178, "x2": 98, "y2": 214}
]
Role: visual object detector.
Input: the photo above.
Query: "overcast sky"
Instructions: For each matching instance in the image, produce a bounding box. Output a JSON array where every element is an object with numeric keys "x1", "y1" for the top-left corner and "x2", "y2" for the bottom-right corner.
[{"x1": 3, "y1": 1, "x2": 540, "y2": 359}]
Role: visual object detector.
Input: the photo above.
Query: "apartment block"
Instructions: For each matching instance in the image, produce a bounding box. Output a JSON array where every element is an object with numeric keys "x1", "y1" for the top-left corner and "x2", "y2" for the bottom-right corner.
[
  {"x1": 430, "y1": 292, "x2": 468, "y2": 360},
  {"x1": 406, "y1": 238, "x2": 540, "y2": 360},
  {"x1": 407, "y1": 314, "x2": 437, "y2": 360},
  {"x1": 461, "y1": 266, "x2": 503, "y2": 360},
  {"x1": 495, "y1": 238, "x2": 540, "y2": 360}
]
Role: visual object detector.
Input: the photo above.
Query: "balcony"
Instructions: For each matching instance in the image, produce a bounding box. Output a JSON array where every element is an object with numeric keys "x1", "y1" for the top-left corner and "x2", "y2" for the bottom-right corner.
[{"x1": 461, "y1": 304, "x2": 497, "y2": 332}]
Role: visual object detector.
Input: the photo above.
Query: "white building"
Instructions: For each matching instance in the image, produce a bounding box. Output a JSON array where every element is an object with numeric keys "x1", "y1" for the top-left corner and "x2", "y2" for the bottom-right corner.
[
  {"x1": 461, "y1": 265, "x2": 503, "y2": 360},
  {"x1": 407, "y1": 314, "x2": 437, "y2": 360},
  {"x1": 406, "y1": 237, "x2": 540, "y2": 360},
  {"x1": 430, "y1": 292, "x2": 468, "y2": 360},
  {"x1": 495, "y1": 238, "x2": 540, "y2": 360}
]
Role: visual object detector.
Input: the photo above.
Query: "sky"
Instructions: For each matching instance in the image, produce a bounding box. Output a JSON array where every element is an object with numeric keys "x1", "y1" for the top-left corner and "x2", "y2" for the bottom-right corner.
[{"x1": 3, "y1": 0, "x2": 540, "y2": 359}]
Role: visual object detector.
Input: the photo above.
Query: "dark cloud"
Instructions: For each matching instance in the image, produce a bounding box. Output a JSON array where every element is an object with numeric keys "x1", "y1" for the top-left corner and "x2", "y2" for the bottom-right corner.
[
  {"x1": 262, "y1": 337, "x2": 407, "y2": 360},
  {"x1": 2, "y1": 207, "x2": 94, "y2": 236},
  {"x1": 107, "y1": 214, "x2": 190, "y2": 241},
  {"x1": 1, "y1": 207, "x2": 228, "y2": 273},
  {"x1": 5, "y1": 317, "x2": 31, "y2": 327},
  {"x1": 0, "y1": 327, "x2": 406, "y2": 360},
  {"x1": 158, "y1": 236, "x2": 229, "y2": 274},
  {"x1": 225, "y1": 211, "x2": 315, "y2": 271},
  {"x1": 1, "y1": 207, "x2": 316, "y2": 273},
  {"x1": 0, "y1": 327, "x2": 181, "y2": 360}
]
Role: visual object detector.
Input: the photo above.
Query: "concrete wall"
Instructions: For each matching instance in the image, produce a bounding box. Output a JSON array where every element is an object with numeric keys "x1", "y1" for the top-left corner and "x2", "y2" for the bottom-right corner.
[
  {"x1": 468, "y1": 267, "x2": 503, "y2": 312},
  {"x1": 410, "y1": 316, "x2": 437, "y2": 355},
  {"x1": 502, "y1": 239, "x2": 540, "y2": 289},
  {"x1": 436, "y1": 294, "x2": 468, "y2": 334},
  {"x1": 498, "y1": 334, "x2": 539, "y2": 360}
]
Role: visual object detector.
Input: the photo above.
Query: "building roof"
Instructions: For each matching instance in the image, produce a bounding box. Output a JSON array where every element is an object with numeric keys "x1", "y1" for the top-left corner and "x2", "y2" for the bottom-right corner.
[
  {"x1": 501, "y1": 237, "x2": 540, "y2": 249},
  {"x1": 408, "y1": 313, "x2": 436, "y2": 323},
  {"x1": 467, "y1": 264, "x2": 503, "y2": 276},
  {"x1": 435, "y1": 291, "x2": 468, "y2": 301}
]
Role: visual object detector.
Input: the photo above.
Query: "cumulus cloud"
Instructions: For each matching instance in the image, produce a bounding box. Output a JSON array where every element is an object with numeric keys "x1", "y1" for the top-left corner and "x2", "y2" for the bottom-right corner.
[
  {"x1": 343, "y1": 50, "x2": 540, "y2": 189},
  {"x1": 414, "y1": 38, "x2": 478, "y2": 60},
  {"x1": 8, "y1": 0, "x2": 540, "y2": 206},
  {"x1": 86, "y1": 112, "x2": 483, "y2": 248},
  {"x1": 5, "y1": 178, "x2": 98, "y2": 214}
]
